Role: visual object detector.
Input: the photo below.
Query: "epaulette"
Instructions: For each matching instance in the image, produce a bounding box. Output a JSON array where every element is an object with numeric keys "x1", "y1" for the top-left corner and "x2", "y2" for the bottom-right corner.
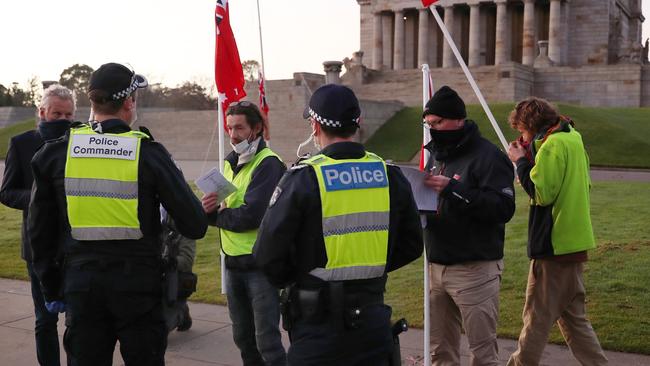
[
  {"x1": 139, "y1": 126, "x2": 154, "y2": 140},
  {"x1": 289, "y1": 164, "x2": 309, "y2": 172}
]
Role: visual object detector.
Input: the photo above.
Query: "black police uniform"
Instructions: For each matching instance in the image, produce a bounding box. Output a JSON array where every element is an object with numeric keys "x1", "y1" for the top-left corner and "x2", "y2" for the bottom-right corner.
[
  {"x1": 28, "y1": 119, "x2": 208, "y2": 365},
  {"x1": 254, "y1": 141, "x2": 423, "y2": 366}
]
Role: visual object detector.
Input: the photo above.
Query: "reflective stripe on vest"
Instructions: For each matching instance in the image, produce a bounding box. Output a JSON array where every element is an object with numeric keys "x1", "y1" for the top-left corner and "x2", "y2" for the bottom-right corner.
[
  {"x1": 64, "y1": 125, "x2": 148, "y2": 241},
  {"x1": 304, "y1": 152, "x2": 390, "y2": 281},
  {"x1": 221, "y1": 147, "x2": 281, "y2": 256}
]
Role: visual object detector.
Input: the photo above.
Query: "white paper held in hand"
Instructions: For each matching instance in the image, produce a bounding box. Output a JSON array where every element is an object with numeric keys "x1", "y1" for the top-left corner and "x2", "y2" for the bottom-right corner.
[
  {"x1": 194, "y1": 167, "x2": 237, "y2": 204},
  {"x1": 398, "y1": 166, "x2": 438, "y2": 212}
]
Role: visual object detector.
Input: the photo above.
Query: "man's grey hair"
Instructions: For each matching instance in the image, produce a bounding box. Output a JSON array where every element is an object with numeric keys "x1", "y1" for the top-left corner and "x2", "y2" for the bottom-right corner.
[{"x1": 39, "y1": 84, "x2": 76, "y2": 112}]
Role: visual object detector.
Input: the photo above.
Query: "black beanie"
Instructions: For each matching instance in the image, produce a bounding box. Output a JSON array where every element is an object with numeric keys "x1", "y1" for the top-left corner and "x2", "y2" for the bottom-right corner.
[{"x1": 423, "y1": 86, "x2": 466, "y2": 120}]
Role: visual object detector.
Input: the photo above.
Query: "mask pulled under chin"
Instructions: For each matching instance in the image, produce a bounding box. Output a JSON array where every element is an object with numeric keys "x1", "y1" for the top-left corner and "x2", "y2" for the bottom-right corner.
[
  {"x1": 296, "y1": 131, "x2": 318, "y2": 158},
  {"x1": 429, "y1": 127, "x2": 465, "y2": 148},
  {"x1": 38, "y1": 119, "x2": 71, "y2": 141}
]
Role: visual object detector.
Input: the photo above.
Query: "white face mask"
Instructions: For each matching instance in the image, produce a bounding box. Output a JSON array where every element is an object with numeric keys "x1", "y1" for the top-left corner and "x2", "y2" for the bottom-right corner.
[
  {"x1": 230, "y1": 131, "x2": 254, "y2": 155},
  {"x1": 296, "y1": 130, "x2": 316, "y2": 158}
]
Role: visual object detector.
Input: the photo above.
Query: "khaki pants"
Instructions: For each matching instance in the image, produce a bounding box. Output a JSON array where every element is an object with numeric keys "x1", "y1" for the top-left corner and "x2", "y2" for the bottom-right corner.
[
  {"x1": 507, "y1": 260, "x2": 608, "y2": 366},
  {"x1": 429, "y1": 260, "x2": 503, "y2": 366}
]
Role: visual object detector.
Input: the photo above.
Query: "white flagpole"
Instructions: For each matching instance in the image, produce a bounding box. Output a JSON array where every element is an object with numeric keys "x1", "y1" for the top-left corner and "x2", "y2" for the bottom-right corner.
[
  {"x1": 218, "y1": 99, "x2": 227, "y2": 295},
  {"x1": 427, "y1": 5, "x2": 509, "y2": 151},
  {"x1": 421, "y1": 64, "x2": 432, "y2": 366},
  {"x1": 256, "y1": 0, "x2": 270, "y2": 147}
]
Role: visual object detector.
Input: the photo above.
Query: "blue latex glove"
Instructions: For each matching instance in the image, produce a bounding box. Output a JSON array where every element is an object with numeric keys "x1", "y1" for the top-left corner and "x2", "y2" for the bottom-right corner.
[{"x1": 45, "y1": 300, "x2": 66, "y2": 314}]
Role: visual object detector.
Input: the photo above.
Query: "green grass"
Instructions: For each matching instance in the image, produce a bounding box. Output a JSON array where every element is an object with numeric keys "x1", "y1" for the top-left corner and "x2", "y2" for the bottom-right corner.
[
  {"x1": 0, "y1": 119, "x2": 36, "y2": 159},
  {"x1": 365, "y1": 104, "x2": 650, "y2": 168},
  {"x1": 1, "y1": 182, "x2": 649, "y2": 352}
]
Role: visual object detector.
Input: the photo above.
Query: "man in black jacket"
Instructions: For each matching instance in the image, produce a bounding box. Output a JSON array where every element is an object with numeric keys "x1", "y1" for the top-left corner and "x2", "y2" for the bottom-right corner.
[
  {"x1": 0, "y1": 84, "x2": 75, "y2": 366},
  {"x1": 421, "y1": 86, "x2": 515, "y2": 366},
  {"x1": 254, "y1": 84, "x2": 423, "y2": 365},
  {"x1": 28, "y1": 63, "x2": 208, "y2": 366}
]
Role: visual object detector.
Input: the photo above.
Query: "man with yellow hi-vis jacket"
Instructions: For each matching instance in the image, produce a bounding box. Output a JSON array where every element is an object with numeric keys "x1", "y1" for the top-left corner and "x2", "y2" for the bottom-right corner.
[
  {"x1": 254, "y1": 84, "x2": 423, "y2": 366},
  {"x1": 28, "y1": 62, "x2": 208, "y2": 366}
]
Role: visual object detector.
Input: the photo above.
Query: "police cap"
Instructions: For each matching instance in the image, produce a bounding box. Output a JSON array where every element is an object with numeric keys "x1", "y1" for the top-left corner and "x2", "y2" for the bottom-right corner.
[
  {"x1": 302, "y1": 84, "x2": 361, "y2": 128},
  {"x1": 89, "y1": 63, "x2": 148, "y2": 101}
]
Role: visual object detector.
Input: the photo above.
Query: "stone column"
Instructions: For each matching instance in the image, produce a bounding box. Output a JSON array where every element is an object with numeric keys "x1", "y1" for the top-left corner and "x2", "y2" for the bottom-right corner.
[
  {"x1": 468, "y1": 3, "x2": 481, "y2": 66},
  {"x1": 442, "y1": 5, "x2": 456, "y2": 68},
  {"x1": 394, "y1": 10, "x2": 405, "y2": 70},
  {"x1": 548, "y1": 0, "x2": 562, "y2": 64},
  {"x1": 323, "y1": 61, "x2": 343, "y2": 84},
  {"x1": 372, "y1": 12, "x2": 383, "y2": 70},
  {"x1": 418, "y1": 8, "x2": 429, "y2": 66},
  {"x1": 495, "y1": 0, "x2": 509, "y2": 65},
  {"x1": 522, "y1": 0, "x2": 536, "y2": 66}
]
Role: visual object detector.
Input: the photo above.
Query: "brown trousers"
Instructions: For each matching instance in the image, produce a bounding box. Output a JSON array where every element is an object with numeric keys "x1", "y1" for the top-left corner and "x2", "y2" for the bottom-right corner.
[
  {"x1": 429, "y1": 260, "x2": 503, "y2": 366},
  {"x1": 507, "y1": 259, "x2": 608, "y2": 366}
]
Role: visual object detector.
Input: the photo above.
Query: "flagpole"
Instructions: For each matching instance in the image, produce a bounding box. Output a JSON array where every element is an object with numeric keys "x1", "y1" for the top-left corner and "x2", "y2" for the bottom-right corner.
[
  {"x1": 218, "y1": 99, "x2": 227, "y2": 295},
  {"x1": 256, "y1": 0, "x2": 270, "y2": 146},
  {"x1": 421, "y1": 64, "x2": 432, "y2": 366},
  {"x1": 427, "y1": 5, "x2": 509, "y2": 151}
]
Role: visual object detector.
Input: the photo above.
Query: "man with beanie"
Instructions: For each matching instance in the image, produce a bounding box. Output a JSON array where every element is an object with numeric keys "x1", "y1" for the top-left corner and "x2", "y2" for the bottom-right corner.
[
  {"x1": 1, "y1": 84, "x2": 75, "y2": 366},
  {"x1": 28, "y1": 62, "x2": 207, "y2": 365},
  {"x1": 421, "y1": 86, "x2": 515, "y2": 365},
  {"x1": 254, "y1": 84, "x2": 423, "y2": 365}
]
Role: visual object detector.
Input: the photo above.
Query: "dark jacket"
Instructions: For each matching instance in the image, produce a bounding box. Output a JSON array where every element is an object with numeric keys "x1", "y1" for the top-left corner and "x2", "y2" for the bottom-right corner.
[
  {"x1": 423, "y1": 121, "x2": 515, "y2": 265},
  {"x1": 207, "y1": 138, "x2": 286, "y2": 270},
  {"x1": 28, "y1": 119, "x2": 208, "y2": 301},
  {"x1": 1, "y1": 130, "x2": 43, "y2": 261},
  {"x1": 254, "y1": 141, "x2": 423, "y2": 293}
]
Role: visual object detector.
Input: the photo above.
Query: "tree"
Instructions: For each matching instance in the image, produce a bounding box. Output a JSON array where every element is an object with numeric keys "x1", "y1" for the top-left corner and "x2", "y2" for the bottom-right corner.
[
  {"x1": 0, "y1": 84, "x2": 11, "y2": 106},
  {"x1": 241, "y1": 60, "x2": 260, "y2": 82},
  {"x1": 59, "y1": 64, "x2": 94, "y2": 106}
]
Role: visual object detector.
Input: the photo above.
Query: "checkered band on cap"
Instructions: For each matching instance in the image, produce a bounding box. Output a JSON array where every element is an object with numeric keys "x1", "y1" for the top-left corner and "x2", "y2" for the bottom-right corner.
[
  {"x1": 308, "y1": 108, "x2": 360, "y2": 128},
  {"x1": 111, "y1": 78, "x2": 141, "y2": 100}
]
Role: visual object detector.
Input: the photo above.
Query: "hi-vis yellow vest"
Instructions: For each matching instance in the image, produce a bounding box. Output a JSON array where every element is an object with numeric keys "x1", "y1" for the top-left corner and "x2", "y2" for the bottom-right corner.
[
  {"x1": 221, "y1": 147, "x2": 281, "y2": 256},
  {"x1": 303, "y1": 152, "x2": 390, "y2": 281},
  {"x1": 64, "y1": 125, "x2": 148, "y2": 241}
]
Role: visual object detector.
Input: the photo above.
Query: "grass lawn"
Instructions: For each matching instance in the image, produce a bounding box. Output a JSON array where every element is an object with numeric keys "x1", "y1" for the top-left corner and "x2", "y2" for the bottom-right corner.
[
  {"x1": 1, "y1": 182, "x2": 649, "y2": 352},
  {"x1": 0, "y1": 119, "x2": 36, "y2": 159},
  {"x1": 365, "y1": 104, "x2": 650, "y2": 168}
]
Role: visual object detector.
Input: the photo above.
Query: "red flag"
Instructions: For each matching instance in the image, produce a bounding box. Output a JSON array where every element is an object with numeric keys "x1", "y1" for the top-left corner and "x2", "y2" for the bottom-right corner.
[
  {"x1": 258, "y1": 71, "x2": 269, "y2": 116},
  {"x1": 421, "y1": 0, "x2": 438, "y2": 6},
  {"x1": 215, "y1": 0, "x2": 246, "y2": 128}
]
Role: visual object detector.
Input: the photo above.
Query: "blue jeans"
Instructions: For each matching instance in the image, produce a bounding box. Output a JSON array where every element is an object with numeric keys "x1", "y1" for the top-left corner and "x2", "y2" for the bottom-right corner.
[
  {"x1": 225, "y1": 269, "x2": 286, "y2": 366},
  {"x1": 28, "y1": 262, "x2": 61, "y2": 366}
]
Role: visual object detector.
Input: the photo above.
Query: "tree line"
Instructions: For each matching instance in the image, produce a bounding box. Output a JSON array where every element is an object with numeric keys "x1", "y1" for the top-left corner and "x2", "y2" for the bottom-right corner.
[{"x1": 0, "y1": 64, "x2": 222, "y2": 110}]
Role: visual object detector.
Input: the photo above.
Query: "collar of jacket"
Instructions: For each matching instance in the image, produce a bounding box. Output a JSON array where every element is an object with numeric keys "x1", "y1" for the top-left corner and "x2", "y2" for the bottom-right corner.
[
  {"x1": 424, "y1": 120, "x2": 480, "y2": 161},
  {"x1": 531, "y1": 119, "x2": 572, "y2": 158},
  {"x1": 319, "y1": 141, "x2": 366, "y2": 160},
  {"x1": 94, "y1": 119, "x2": 131, "y2": 134}
]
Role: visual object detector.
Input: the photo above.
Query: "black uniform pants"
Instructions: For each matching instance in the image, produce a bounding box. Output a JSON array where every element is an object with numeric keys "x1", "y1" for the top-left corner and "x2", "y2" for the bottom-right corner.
[
  {"x1": 288, "y1": 303, "x2": 393, "y2": 366},
  {"x1": 63, "y1": 261, "x2": 167, "y2": 366}
]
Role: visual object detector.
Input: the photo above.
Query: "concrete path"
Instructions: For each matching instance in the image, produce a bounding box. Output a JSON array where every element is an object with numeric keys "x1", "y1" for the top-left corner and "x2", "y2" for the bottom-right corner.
[
  {"x1": 2, "y1": 160, "x2": 650, "y2": 183},
  {"x1": 2, "y1": 279, "x2": 650, "y2": 366}
]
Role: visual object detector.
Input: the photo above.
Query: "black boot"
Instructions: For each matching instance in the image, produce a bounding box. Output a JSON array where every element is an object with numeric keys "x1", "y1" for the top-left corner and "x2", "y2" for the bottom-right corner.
[{"x1": 176, "y1": 303, "x2": 192, "y2": 331}]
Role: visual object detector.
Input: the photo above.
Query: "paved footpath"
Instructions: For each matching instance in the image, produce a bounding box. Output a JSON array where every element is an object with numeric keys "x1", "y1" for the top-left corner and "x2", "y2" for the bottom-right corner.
[{"x1": 2, "y1": 279, "x2": 650, "y2": 365}]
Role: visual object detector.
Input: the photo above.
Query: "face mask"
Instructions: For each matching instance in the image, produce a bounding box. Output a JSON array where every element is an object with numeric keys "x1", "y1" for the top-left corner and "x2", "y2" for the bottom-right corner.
[
  {"x1": 230, "y1": 131, "x2": 254, "y2": 155},
  {"x1": 38, "y1": 119, "x2": 71, "y2": 141},
  {"x1": 429, "y1": 128, "x2": 465, "y2": 148},
  {"x1": 296, "y1": 130, "x2": 316, "y2": 158}
]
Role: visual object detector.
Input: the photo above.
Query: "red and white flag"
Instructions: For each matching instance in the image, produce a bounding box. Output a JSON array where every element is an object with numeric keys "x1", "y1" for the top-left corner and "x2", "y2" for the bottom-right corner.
[
  {"x1": 215, "y1": 0, "x2": 246, "y2": 127},
  {"x1": 258, "y1": 71, "x2": 269, "y2": 116},
  {"x1": 421, "y1": 0, "x2": 439, "y2": 7}
]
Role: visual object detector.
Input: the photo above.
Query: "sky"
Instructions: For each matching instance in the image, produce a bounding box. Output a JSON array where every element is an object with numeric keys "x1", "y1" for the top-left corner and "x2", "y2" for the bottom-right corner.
[
  {"x1": 1, "y1": 0, "x2": 650, "y2": 90},
  {"x1": 0, "y1": 0, "x2": 360, "y2": 89}
]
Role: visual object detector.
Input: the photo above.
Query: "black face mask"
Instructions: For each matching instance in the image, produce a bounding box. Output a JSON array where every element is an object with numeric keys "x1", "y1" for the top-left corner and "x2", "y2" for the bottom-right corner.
[
  {"x1": 38, "y1": 119, "x2": 71, "y2": 141},
  {"x1": 429, "y1": 127, "x2": 465, "y2": 149}
]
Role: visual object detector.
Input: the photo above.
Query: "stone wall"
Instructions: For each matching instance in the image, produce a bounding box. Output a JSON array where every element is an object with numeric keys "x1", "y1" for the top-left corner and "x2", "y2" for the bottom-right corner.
[
  {"x1": 0, "y1": 107, "x2": 36, "y2": 128},
  {"x1": 568, "y1": 0, "x2": 610, "y2": 66},
  {"x1": 640, "y1": 65, "x2": 650, "y2": 107},
  {"x1": 534, "y1": 64, "x2": 643, "y2": 106}
]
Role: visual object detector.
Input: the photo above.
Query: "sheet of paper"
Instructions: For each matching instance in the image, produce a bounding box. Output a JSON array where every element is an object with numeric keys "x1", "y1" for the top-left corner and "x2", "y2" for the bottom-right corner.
[
  {"x1": 194, "y1": 167, "x2": 237, "y2": 204},
  {"x1": 399, "y1": 165, "x2": 438, "y2": 212}
]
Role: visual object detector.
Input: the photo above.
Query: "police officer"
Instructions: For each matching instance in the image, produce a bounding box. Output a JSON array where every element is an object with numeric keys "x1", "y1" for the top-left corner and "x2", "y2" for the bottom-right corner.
[
  {"x1": 254, "y1": 84, "x2": 423, "y2": 366},
  {"x1": 28, "y1": 62, "x2": 208, "y2": 366}
]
